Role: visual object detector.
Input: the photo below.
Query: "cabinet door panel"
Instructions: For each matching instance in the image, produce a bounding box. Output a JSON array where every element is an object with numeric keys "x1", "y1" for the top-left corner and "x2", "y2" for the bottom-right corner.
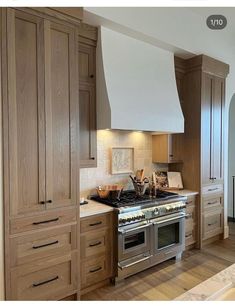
[
  {"x1": 45, "y1": 21, "x2": 78, "y2": 209},
  {"x1": 212, "y1": 77, "x2": 224, "y2": 181},
  {"x1": 79, "y1": 84, "x2": 97, "y2": 167},
  {"x1": 201, "y1": 74, "x2": 213, "y2": 185},
  {"x1": 79, "y1": 43, "x2": 95, "y2": 84},
  {"x1": 7, "y1": 9, "x2": 46, "y2": 216}
]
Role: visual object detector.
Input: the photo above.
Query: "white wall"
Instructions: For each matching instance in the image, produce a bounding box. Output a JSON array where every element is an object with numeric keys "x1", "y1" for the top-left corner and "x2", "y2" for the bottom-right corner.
[{"x1": 228, "y1": 94, "x2": 235, "y2": 218}]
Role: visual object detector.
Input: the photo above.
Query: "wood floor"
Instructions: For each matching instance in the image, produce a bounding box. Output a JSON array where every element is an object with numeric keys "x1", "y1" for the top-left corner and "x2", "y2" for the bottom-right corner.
[{"x1": 82, "y1": 222, "x2": 235, "y2": 301}]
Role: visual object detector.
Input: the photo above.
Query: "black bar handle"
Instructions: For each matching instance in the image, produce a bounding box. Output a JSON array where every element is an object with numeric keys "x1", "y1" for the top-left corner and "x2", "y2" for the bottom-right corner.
[
  {"x1": 89, "y1": 221, "x2": 102, "y2": 227},
  {"x1": 33, "y1": 217, "x2": 59, "y2": 225},
  {"x1": 33, "y1": 240, "x2": 59, "y2": 249},
  {"x1": 47, "y1": 200, "x2": 53, "y2": 203},
  {"x1": 208, "y1": 222, "x2": 217, "y2": 226},
  {"x1": 208, "y1": 188, "x2": 219, "y2": 192},
  {"x1": 33, "y1": 276, "x2": 59, "y2": 287},
  {"x1": 89, "y1": 241, "x2": 102, "y2": 247},
  {"x1": 89, "y1": 266, "x2": 102, "y2": 273},
  {"x1": 90, "y1": 157, "x2": 95, "y2": 160},
  {"x1": 39, "y1": 201, "x2": 45, "y2": 204}
]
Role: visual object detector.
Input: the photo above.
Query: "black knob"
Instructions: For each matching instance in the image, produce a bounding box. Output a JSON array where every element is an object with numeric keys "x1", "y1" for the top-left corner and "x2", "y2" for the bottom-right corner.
[
  {"x1": 90, "y1": 74, "x2": 94, "y2": 78},
  {"x1": 47, "y1": 200, "x2": 52, "y2": 203},
  {"x1": 90, "y1": 157, "x2": 95, "y2": 160},
  {"x1": 39, "y1": 201, "x2": 45, "y2": 204}
]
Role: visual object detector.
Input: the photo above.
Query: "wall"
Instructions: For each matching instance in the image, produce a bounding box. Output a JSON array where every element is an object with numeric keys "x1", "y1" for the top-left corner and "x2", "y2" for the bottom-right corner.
[
  {"x1": 228, "y1": 94, "x2": 235, "y2": 218},
  {"x1": 80, "y1": 130, "x2": 166, "y2": 197}
]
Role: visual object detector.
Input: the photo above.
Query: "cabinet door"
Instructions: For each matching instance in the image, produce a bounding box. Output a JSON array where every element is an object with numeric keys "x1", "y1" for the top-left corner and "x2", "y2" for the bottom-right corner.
[
  {"x1": 169, "y1": 134, "x2": 184, "y2": 163},
  {"x1": 212, "y1": 77, "x2": 224, "y2": 182},
  {"x1": 79, "y1": 43, "x2": 95, "y2": 84},
  {"x1": 44, "y1": 20, "x2": 78, "y2": 209},
  {"x1": 201, "y1": 73, "x2": 213, "y2": 185},
  {"x1": 79, "y1": 84, "x2": 97, "y2": 167},
  {"x1": 7, "y1": 9, "x2": 46, "y2": 216}
]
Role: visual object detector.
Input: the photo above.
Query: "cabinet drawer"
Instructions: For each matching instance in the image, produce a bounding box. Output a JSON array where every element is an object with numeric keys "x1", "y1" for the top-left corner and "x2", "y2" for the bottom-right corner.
[
  {"x1": 81, "y1": 254, "x2": 111, "y2": 288},
  {"x1": 185, "y1": 227, "x2": 196, "y2": 247},
  {"x1": 81, "y1": 229, "x2": 110, "y2": 259},
  {"x1": 185, "y1": 204, "x2": 196, "y2": 220},
  {"x1": 203, "y1": 195, "x2": 223, "y2": 211},
  {"x1": 10, "y1": 208, "x2": 76, "y2": 234},
  {"x1": 81, "y1": 213, "x2": 110, "y2": 233},
  {"x1": 10, "y1": 225, "x2": 77, "y2": 267},
  {"x1": 202, "y1": 184, "x2": 223, "y2": 195},
  {"x1": 11, "y1": 252, "x2": 77, "y2": 300},
  {"x1": 203, "y1": 210, "x2": 223, "y2": 240}
]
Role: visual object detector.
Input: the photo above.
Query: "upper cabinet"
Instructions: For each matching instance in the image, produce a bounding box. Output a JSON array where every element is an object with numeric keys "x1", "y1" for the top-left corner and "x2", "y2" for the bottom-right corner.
[
  {"x1": 5, "y1": 9, "x2": 79, "y2": 217},
  {"x1": 78, "y1": 25, "x2": 97, "y2": 168},
  {"x1": 152, "y1": 134, "x2": 183, "y2": 163}
]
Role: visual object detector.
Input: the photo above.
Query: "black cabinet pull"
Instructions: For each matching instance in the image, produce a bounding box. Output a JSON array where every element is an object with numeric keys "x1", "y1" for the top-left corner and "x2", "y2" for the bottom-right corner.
[
  {"x1": 39, "y1": 201, "x2": 45, "y2": 204},
  {"x1": 208, "y1": 221, "x2": 217, "y2": 226},
  {"x1": 90, "y1": 157, "x2": 95, "y2": 160},
  {"x1": 47, "y1": 200, "x2": 53, "y2": 203},
  {"x1": 186, "y1": 201, "x2": 193, "y2": 205},
  {"x1": 90, "y1": 74, "x2": 94, "y2": 78},
  {"x1": 33, "y1": 217, "x2": 59, "y2": 225},
  {"x1": 33, "y1": 276, "x2": 59, "y2": 287},
  {"x1": 89, "y1": 266, "x2": 102, "y2": 273},
  {"x1": 207, "y1": 201, "x2": 218, "y2": 205},
  {"x1": 89, "y1": 221, "x2": 102, "y2": 227},
  {"x1": 89, "y1": 241, "x2": 102, "y2": 247},
  {"x1": 169, "y1": 154, "x2": 174, "y2": 157},
  {"x1": 208, "y1": 187, "x2": 219, "y2": 191},
  {"x1": 33, "y1": 240, "x2": 59, "y2": 249}
]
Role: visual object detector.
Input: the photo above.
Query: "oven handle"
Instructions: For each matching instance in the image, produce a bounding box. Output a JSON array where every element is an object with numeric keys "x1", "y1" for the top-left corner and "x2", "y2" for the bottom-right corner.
[
  {"x1": 152, "y1": 214, "x2": 185, "y2": 225},
  {"x1": 118, "y1": 255, "x2": 152, "y2": 270},
  {"x1": 118, "y1": 222, "x2": 151, "y2": 234}
]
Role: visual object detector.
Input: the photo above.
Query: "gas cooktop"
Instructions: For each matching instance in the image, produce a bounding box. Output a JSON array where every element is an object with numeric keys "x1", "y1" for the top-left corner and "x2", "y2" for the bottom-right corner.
[{"x1": 91, "y1": 189, "x2": 180, "y2": 208}]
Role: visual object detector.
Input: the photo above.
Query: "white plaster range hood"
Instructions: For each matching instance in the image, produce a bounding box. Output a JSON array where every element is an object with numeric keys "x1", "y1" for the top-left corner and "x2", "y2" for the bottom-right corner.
[{"x1": 96, "y1": 26, "x2": 184, "y2": 133}]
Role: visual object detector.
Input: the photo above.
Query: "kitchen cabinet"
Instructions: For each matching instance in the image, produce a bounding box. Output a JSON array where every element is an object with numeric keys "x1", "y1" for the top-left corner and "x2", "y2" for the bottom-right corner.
[
  {"x1": 78, "y1": 28, "x2": 97, "y2": 168},
  {"x1": 80, "y1": 212, "x2": 115, "y2": 295},
  {"x1": 174, "y1": 54, "x2": 229, "y2": 246},
  {"x1": 152, "y1": 134, "x2": 183, "y2": 163},
  {"x1": 2, "y1": 8, "x2": 80, "y2": 300},
  {"x1": 201, "y1": 74, "x2": 224, "y2": 185},
  {"x1": 185, "y1": 195, "x2": 198, "y2": 248}
]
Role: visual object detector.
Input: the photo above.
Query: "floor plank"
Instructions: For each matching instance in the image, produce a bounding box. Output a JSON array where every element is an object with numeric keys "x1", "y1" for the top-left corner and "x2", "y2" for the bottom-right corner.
[{"x1": 81, "y1": 222, "x2": 235, "y2": 301}]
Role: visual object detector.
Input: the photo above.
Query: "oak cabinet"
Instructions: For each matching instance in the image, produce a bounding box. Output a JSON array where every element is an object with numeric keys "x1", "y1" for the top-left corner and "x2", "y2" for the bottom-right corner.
[
  {"x1": 80, "y1": 212, "x2": 115, "y2": 294},
  {"x1": 174, "y1": 54, "x2": 229, "y2": 246},
  {"x1": 201, "y1": 74, "x2": 224, "y2": 185},
  {"x1": 152, "y1": 134, "x2": 183, "y2": 163},
  {"x1": 185, "y1": 195, "x2": 198, "y2": 248},
  {"x1": 78, "y1": 36, "x2": 97, "y2": 168},
  {"x1": 2, "y1": 8, "x2": 80, "y2": 300},
  {"x1": 6, "y1": 9, "x2": 78, "y2": 217}
]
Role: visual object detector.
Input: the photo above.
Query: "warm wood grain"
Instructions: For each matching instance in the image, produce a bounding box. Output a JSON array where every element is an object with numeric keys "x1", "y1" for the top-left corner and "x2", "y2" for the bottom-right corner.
[
  {"x1": 79, "y1": 40, "x2": 97, "y2": 168},
  {"x1": 81, "y1": 223, "x2": 235, "y2": 301},
  {"x1": 7, "y1": 9, "x2": 46, "y2": 216},
  {"x1": 45, "y1": 20, "x2": 78, "y2": 209},
  {"x1": 81, "y1": 213, "x2": 110, "y2": 233}
]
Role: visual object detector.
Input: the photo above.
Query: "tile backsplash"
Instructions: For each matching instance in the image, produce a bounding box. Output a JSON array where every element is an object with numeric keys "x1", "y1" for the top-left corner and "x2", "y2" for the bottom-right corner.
[{"x1": 80, "y1": 130, "x2": 167, "y2": 198}]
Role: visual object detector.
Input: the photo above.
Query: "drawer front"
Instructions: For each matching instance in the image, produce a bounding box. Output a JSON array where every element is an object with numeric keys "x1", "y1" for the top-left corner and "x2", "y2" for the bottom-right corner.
[
  {"x1": 203, "y1": 210, "x2": 223, "y2": 240},
  {"x1": 81, "y1": 213, "x2": 110, "y2": 233},
  {"x1": 185, "y1": 204, "x2": 196, "y2": 220},
  {"x1": 10, "y1": 225, "x2": 77, "y2": 267},
  {"x1": 81, "y1": 254, "x2": 111, "y2": 288},
  {"x1": 185, "y1": 227, "x2": 196, "y2": 246},
  {"x1": 81, "y1": 229, "x2": 110, "y2": 259},
  {"x1": 202, "y1": 184, "x2": 223, "y2": 195},
  {"x1": 11, "y1": 253, "x2": 77, "y2": 300},
  {"x1": 10, "y1": 208, "x2": 77, "y2": 234},
  {"x1": 185, "y1": 196, "x2": 196, "y2": 206},
  {"x1": 203, "y1": 195, "x2": 223, "y2": 211}
]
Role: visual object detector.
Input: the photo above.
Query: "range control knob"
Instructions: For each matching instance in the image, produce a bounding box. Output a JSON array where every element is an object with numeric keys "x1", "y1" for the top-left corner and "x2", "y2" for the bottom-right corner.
[{"x1": 154, "y1": 208, "x2": 159, "y2": 215}]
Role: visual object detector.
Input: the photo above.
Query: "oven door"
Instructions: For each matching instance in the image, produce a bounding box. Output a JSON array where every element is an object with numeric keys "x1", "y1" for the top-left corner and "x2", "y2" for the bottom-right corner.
[
  {"x1": 118, "y1": 222, "x2": 151, "y2": 262},
  {"x1": 152, "y1": 212, "x2": 185, "y2": 254}
]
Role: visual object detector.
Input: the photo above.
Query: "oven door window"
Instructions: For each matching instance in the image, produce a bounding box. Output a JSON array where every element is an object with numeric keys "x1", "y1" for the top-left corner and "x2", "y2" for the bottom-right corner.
[
  {"x1": 157, "y1": 222, "x2": 179, "y2": 250},
  {"x1": 124, "y1": 231, "x2": 145, "y2": 250}
]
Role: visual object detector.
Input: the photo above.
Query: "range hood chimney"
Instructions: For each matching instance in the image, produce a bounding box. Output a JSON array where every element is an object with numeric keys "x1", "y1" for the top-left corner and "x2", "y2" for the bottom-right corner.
[{"x1": 97, "y1": 27, "x2": 184, "y2": 133}]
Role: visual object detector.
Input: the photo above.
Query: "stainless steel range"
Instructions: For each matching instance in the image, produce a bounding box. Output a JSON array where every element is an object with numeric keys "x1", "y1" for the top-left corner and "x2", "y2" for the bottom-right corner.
[{"x1": 91, "y1": 190, "x2": 187, "y2": 281}]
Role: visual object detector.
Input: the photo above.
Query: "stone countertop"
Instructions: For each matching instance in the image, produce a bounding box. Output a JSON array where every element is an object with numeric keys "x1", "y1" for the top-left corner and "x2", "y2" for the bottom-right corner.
[
  {"x1": 167, "y1": 189, "x2": 199, "y2": 197},
  {"x1": 80, "y1": 199, "x2": 114, "y2": 218},
  {"x1": 175, "y1": 264, "x2": 235, "y2": 301}
]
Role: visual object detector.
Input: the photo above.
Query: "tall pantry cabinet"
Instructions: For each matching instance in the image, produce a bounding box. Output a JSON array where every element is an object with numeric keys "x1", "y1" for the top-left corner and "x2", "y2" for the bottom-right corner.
[
  {"x1": 176, "y1": 55, "x2": 229, "y2": 246},
  {"x1": 1, "y1": 8, "x2": 81, "y2": 300}
]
